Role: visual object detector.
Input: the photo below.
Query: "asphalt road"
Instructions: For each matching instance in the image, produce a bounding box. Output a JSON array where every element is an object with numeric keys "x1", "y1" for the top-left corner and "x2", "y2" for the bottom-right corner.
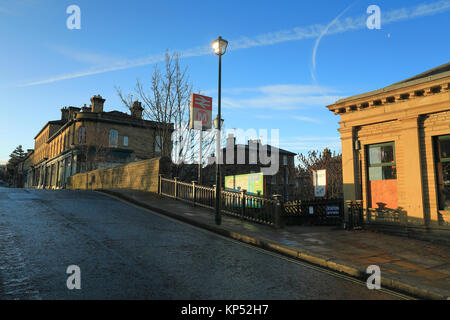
[{"x1": 0, "y1": 187, "x2": 403, "y2": 300}]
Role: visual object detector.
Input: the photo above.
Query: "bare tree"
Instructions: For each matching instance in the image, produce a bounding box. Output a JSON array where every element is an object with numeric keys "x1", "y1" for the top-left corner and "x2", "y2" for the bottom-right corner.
[
  {"x1": 79, "y1": 125, "x2": 110, "y2": 171},
  {"x1": 116, "y1": 51, "x2": 218, "y2": 176},
  {"x1": 296, "y1": 148, "x2": 343, "y2": 199}
]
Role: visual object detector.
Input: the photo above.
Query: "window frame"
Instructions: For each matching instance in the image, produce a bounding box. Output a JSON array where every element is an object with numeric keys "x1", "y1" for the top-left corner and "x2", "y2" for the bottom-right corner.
[
  {"x1": 109, "y1": 129, "x2": 118, "y2": 148},
  {"x1": 155, "y1": 135, "x2": 162, "y2": 153},
  {"x1": 366, "y1": 141, "x2": 397, "y2": 181},
  {"x1": 437, "y1": 135, "x2": 450, "y2": 163},
  {"x1": 78, "y1": 127, "x2": 86, "y2": 145},
  {"x1": 435, "y1": 134, "x2": 450, "y2": 211}
]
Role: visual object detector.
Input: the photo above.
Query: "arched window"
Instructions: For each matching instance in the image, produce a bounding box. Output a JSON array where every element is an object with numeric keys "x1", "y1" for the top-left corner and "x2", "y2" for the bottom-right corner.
[
  {"x1": 78, "y1": 127, "x2": 86, "y2": 144},
  {"x1": 109, "y1": 129, "x2": 118, "y2": 148}
]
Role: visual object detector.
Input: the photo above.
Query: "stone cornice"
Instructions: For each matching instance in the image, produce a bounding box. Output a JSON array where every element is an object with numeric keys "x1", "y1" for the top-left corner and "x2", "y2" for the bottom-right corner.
[{"x1": 327, "y1": 78, "x2": 450, "y2": 115}]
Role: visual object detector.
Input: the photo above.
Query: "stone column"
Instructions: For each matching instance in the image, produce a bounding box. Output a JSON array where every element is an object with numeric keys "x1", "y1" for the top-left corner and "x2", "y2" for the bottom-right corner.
[
  {"x1": 340, "y1": 126, "x2": 358, "y2": 224},
  {"x1": 398, "y1": 116, "x2": 426, "y2": 224}
]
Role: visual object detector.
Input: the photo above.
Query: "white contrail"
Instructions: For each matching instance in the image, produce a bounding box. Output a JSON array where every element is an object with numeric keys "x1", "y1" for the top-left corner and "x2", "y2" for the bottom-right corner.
[
  {"x1": 19, "y1": 0, "x2": 450, "y2": 87},
  {"x1": 311, "y1": 2, "x2": 357, "y2": 85}
]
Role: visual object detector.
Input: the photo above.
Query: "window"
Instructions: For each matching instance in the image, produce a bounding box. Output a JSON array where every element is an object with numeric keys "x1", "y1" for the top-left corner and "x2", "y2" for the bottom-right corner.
[
  {"x1": 78, "y1": 127, "x2": 86, "y2": 144},
  {"x1": 367, "y1": 142, "x2": 398, "y2": 209},
  {"x1": 109, "y1": 130, "x2": 118, "y2": 148},
  {"x1": 435, "y1": 135, "x2": 450, "y2": 211},
  {"x1": 155, "y1": 135, "x2": 162, "y2": 152},
  {"x1": 367, "y1": 142, "x2": 396, "y2": 181},
  {"x1": 123, "y1": 136, "x2": 128, "y2": 147}
]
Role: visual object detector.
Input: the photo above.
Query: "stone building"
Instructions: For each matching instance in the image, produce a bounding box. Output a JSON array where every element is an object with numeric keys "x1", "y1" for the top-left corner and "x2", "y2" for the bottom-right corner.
[
  {"x1": 327, "y1": 62, "x2": 450, "y2": 238},
  {"x1": 199, "y1": 134, "x2": 297, "y2": 200},
  {"x1": 29, "y1": 94, "x2": 173, "y2": 189},
  {"x1": 16, "y1": 149, "x2": 34, "y2": 188}
]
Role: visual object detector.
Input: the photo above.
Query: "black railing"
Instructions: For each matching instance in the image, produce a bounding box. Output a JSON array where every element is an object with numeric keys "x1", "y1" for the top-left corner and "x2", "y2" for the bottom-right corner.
[
  {"x1": 158, "y1": 176, "x2": 281, "y2": 228},
  {"x1": 283, "y1": 198, "x2": 344, "y2": 226}
]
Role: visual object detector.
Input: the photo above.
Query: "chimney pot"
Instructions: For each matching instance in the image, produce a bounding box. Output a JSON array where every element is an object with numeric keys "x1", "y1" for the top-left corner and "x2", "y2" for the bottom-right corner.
[
  {"x1": 130, "y1": 100, "x2": 144, "y2": 119},
  {"x1": 60, "y1": 107, "x2": 69, "y2": 122},
  {"x1": 90, "y1": 94, "x2": 105, "y2": 113}
]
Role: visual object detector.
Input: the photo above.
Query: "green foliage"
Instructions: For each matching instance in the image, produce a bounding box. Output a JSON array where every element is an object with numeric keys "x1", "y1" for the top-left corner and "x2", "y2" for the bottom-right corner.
[{"x1": 7, "y1": 145, "x2": 26, "y2": 170}]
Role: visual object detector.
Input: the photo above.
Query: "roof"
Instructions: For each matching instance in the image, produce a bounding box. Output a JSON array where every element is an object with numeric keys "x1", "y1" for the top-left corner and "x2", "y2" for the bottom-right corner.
[
  {"x1": 222, "y1": 143, "x2": 297, "y2": 156},
  {"x1": 34, "y1": 120, "x2": 66, "y2": 139},
  {"x1": 333, "y1": 61, "x2": 450, "y2": 105}
]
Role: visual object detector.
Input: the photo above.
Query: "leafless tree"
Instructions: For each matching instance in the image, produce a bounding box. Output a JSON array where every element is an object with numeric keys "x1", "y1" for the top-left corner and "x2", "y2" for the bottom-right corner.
[
  {"x1": 116, "y1": 51, "x2": 219, "y2": 176},
  {"x1": 80, "y1": 125, "x2": 110, "y2": 171},
  {"x1": 296, "y1": 148, "x2": 343, "y2": 199}
]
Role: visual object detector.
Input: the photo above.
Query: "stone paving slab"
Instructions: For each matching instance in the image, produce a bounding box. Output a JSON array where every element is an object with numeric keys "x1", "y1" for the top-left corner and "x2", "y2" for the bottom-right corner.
[{"x1": 99, "y1": 189, "x2": 450, "y2": 300}]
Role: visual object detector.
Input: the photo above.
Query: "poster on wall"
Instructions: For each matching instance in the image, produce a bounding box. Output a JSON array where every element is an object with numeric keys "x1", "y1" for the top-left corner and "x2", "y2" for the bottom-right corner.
[
  {"x1": 224, "y1": 172, "x2": 264, "y2": 196},
  {"x1": 313, "y1": 169, "x2": 327, "y2": 197}
]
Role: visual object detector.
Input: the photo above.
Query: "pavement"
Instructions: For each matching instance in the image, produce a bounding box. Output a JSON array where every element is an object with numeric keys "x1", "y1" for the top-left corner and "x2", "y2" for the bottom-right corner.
[{"x1": 99, "y1": 188, "x2": 450, "y2": 300}]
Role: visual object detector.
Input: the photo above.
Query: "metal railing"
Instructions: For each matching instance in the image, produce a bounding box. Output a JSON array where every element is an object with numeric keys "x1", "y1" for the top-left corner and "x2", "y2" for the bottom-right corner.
[
  {"x1": 158, "y1": 176, "x2": 281, "y2": 227},
  {"x1": 283, "y1": 198, "x2": 344, "y2": 226}
]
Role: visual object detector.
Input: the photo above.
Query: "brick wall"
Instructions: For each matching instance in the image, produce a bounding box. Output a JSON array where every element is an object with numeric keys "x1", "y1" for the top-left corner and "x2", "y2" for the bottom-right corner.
[{"x1": 67, "y1": 157, "x2": 172, "y2": 192}]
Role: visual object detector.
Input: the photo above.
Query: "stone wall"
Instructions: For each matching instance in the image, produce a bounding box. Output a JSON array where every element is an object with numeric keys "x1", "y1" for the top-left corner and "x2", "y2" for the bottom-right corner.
[{"x1": 67, "y1": 157, "x2": 171, "y2": 192}]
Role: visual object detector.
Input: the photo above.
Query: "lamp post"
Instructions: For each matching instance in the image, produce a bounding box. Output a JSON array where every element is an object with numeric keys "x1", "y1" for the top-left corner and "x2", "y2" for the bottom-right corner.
[{"x1": 212, "y1": 36, "x2": 228, "y2": 225}]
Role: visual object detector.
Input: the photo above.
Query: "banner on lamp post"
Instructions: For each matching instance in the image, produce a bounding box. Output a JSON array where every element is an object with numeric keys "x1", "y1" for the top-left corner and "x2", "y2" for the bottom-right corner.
[{"x1": 190, "y1": 94, "x2": 212, "y2": 130}]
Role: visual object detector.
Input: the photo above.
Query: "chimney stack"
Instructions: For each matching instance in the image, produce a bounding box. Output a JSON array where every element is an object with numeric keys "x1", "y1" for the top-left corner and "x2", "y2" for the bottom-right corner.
[
  {"x1": 81, "y1": 104, "x2": 90, "y2": 112},
  {"x1": 67, "y1": 106, "x2": 81, "y2": 120},
  {"x1": 130, "y1": 100, "x2": 144, "y2": 119},
  {"x1": 61, "y1": 107, "x2": 69, "y2": 122},
  {"x1": 90, "y1": 94, "x2": 105, "y2": 113}
]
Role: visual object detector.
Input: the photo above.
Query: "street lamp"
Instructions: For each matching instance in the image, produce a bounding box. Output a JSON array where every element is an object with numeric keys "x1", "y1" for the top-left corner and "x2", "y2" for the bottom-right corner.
[
  {"x1": 212, "y1": 36, "x2": 228, "y2": 225},
  {"x1": 213, "y1": 117, "x2": 224, "y2": 131}
]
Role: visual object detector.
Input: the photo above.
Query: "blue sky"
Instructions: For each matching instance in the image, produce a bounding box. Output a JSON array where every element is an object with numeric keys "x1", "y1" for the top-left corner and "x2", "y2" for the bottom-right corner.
[{"x1": 0, "y1": 0, "x2": 449, "y2": 163}]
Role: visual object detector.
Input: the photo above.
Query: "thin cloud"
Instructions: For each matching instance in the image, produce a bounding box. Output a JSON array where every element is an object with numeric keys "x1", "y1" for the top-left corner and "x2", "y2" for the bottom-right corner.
[
  {"x1": 280, "y1": 136, "x2": 341, "y2": 153},
  {"x1": 49, "y1": 45, "x2": 125, "y2": 66},
  {"x1": 312, "y1": 2, "x2": 356, "y2": 85},
  {"x1": 207, "y1": 84, "x2": 342, "y2": 110},
  {"x1": 0, "y1": 6, "x2": 13, "y2": 15},
  {"x1": 294, "y1": 116, "x2": 322, "y2": 123},
  {"x1": 19, "y1": 0, "x2": 450, "y2": 87}
]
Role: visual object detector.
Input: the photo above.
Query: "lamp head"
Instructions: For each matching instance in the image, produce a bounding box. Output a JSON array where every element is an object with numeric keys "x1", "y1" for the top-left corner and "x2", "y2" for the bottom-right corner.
[
  {"x1": 213, "y1": 117, "x2": 224, "y2": 129},
  {"x1": 212, "y1": 36, "x2": 228, "y2": 56}
]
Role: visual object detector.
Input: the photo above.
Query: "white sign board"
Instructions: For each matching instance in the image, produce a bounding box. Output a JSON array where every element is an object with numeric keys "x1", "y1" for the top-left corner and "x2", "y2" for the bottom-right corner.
[{"x1": 313, "y1": 169, "x2": 327, "y2": 197}]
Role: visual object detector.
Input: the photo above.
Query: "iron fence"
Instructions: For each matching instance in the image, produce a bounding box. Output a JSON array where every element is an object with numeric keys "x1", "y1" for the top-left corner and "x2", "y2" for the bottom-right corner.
[
  {"x1": 158, "y1": 176, "x2": 280, "y2": 227},
  {"x1": 283, "y1": 198, "x2": 344, "y2": 226}
]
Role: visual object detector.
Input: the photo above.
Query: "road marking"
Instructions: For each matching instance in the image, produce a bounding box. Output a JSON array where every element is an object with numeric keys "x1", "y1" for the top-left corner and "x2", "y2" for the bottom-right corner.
[{"x1": 102, "y1": 192, "x2": 415, "y2": 300}]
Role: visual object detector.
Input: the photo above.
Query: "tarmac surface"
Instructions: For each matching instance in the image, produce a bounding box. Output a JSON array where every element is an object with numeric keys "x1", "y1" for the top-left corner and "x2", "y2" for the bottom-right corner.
[
  {"x1": 99, "y1": 188, "x2": 450, "y2": 300},
  {"x1": 0, "y1": 187, "x2": 403, "y2": 299}
]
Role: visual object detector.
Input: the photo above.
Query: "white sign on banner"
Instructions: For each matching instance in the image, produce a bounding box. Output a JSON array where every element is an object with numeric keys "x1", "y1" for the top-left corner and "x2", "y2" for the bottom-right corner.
[{"x1": 313, "y1": 169, "x2": 327, "y2": 197}]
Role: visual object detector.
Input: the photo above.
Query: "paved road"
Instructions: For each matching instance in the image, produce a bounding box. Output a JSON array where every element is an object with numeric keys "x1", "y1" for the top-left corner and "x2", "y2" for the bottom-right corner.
[{"x1": 0, "y1": 187, "x2": 403, "y2": 300}]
